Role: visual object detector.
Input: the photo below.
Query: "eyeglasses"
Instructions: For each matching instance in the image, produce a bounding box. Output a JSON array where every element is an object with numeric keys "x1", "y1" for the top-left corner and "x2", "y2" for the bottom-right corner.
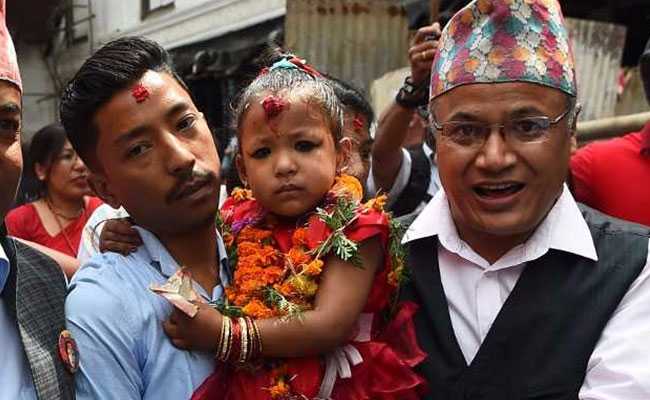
[{"x1": 430, "y1": 106, "x2": 574, "y2": 148}]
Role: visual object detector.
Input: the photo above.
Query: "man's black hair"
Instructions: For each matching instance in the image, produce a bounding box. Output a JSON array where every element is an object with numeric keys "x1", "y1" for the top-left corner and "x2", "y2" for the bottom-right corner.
[
  {"x1": 326, "y1": 75, "x2": 375, "y2": 128},
  {"x1": 59, "y1": 36, "x2": 190, "y2": 168}
]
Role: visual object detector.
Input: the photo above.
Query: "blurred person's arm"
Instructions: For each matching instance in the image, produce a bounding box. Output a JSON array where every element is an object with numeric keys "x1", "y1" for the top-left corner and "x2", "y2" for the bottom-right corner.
[
  {"x1": 98, "y1": 218, "x2": 141, "y2": 255},
  {"x1": 77, "y1": 204, "x2": 134, "y2": 263},
  {"x1": 15, "y1": 238, "x2": 79, "y2": 279},
  {"x1": 372, "y1": 23, "x2": 440, "y2": 193}
]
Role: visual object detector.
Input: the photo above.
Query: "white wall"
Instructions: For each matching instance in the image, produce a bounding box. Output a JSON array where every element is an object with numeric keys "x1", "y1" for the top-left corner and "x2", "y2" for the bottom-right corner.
[
  {"x1": 16, "y1": 44, "x2": 58, "y2": 140},
  {"x1": 57, "y1": 0, "x2": 285, "y2": 77},
  {"x1": 17, "y1": 0, "x2": 286, "y2": 139}
]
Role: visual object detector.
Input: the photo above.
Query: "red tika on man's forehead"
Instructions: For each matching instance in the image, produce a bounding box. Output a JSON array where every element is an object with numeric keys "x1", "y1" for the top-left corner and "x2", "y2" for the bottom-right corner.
[{"x1": 131, "y1": 84, "x2": 150, "y2": 103}]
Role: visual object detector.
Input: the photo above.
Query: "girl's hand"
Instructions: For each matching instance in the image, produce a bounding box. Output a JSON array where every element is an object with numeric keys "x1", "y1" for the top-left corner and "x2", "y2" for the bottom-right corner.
[
  {"x1": 163, "y1": 303, "x2": 222, "y2": 352},
  {"x1": 99, "y1": 218, "x2": 142, "y2": 255}
]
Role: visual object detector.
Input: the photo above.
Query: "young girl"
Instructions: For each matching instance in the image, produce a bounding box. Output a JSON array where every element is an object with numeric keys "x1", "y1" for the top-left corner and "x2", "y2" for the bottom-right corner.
[{"x1": 160, "y1": 55, "x2": 426, "y2": 399}]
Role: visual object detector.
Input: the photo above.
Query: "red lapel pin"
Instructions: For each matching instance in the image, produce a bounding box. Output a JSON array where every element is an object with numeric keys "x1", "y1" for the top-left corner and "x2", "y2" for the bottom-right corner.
[{"x1": 58, "y1": 330, "x2": 79, "y2": 374}]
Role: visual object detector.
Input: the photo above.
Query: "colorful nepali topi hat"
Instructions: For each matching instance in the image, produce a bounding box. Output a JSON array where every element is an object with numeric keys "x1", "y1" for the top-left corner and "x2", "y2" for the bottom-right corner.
[
  {"x1": 0, "y1": 0, "x2": 21, "y2": 92},
  {"x1": 430, "y1": 0, "x2": 575, "y2": 100}
]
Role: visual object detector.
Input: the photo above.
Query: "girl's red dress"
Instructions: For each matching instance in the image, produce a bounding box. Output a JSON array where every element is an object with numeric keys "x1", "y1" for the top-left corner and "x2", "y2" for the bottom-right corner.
[{"x1": 192, "y1": 195, "x2": 427, "y2": 400}]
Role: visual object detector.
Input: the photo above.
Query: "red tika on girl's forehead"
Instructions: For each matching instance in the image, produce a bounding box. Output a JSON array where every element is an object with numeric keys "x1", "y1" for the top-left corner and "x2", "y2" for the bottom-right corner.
[
  {"x1": 353, "y1": 114, "x2": 365, "y2": 133},
  {"x1": 261, "y1": 95, "x2": 289, "y2": 121},
  {"x1": 131, "y1": 83, "x2": 150, "y2": 103}
]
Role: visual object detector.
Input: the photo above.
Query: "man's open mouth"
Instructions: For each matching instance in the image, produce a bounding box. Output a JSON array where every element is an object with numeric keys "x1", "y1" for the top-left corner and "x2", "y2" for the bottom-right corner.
[{"x1": 473, "y1": 182, "x2": 525, "y2": 198}]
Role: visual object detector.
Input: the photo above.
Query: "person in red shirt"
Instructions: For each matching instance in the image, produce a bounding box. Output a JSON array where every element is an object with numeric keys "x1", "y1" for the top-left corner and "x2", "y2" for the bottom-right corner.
[
  {"x1": 570, "y1": 39, "x2": 650, "y2": 227},
  {"x1": 5, "y1": 123, "x2": 102, "y2": 259}
]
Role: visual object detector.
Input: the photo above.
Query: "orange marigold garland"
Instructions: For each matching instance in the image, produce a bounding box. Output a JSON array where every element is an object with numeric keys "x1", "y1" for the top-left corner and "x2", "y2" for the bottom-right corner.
[
  {"x1": 266, "y1": 365, "x2": 293, "y2": 398},
  {"x1": 214, "y1": 174, "x2": 408, "y2": 398}
]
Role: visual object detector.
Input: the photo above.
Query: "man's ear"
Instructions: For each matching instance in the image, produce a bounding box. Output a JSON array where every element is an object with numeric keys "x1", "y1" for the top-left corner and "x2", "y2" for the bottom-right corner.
[
  {"x1": 88, "y1": 172, "x2": 121, "y2": 209},
  {"x1": 570, "y1": 136, "x2": 578, "y2": 154},
  {"x1": 235, "y1": 153, "x2": 248, "y2": 187},
  {"x1": 570, "y1": 103, "x2": 582, "y2": 134},
  {"x1": 337, "y1": 137, "x2": 353, "y2": 173},
  {"x1": 567, "y1": 103, "x2": 581, "y2": 154}
]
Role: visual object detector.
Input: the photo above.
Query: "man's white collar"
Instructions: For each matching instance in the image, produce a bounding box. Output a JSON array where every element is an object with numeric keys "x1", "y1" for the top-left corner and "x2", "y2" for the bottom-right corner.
[{"x1": 402, "y1": 184, "x2": 598, "y2": 267}]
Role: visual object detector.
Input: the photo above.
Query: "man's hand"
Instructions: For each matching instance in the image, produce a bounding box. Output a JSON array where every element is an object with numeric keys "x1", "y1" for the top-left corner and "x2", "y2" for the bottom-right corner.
[
  {"x1": 408, "y1": 22, "x2": 442, "y2": 85},
  {"x1": 99, "y1": 218, "x2": 142, "y2": 255},
  {"x1": 163, "y1": 303, "x2": 222, "y2": 352}
]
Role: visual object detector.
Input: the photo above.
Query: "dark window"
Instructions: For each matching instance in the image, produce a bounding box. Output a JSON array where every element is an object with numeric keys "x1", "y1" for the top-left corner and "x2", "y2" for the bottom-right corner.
[
  {"x1": 142, "y1": 0, "x2": 174, "y2": 19},
  {"x1": 63, "y1": 1, "x2": 92, "y2": 47}
]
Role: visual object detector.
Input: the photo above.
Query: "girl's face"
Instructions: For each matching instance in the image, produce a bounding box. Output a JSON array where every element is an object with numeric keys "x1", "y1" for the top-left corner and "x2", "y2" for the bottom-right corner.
[
  {"x1": 238, "y1": 94, "x2": 342, "y2": 218},
  {"x1": 38, "y1": 140, "x2": 90, "y2": 201}
]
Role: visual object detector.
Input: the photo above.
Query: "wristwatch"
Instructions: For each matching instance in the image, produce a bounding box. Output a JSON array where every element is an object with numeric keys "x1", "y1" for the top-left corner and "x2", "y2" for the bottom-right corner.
[{"x1": 395, "y1": 75, "x2": 429, "y2": 109}]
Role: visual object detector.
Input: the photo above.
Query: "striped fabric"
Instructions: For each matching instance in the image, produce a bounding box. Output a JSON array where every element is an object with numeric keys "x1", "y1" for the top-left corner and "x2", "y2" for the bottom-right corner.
[{"x1": 2, "y1": 237, "x2": 74, "y2": 400}]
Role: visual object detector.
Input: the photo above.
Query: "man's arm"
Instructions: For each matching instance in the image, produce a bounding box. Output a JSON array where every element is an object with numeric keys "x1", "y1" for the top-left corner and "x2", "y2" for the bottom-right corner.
[
  {"x1": 579, "y1": 239, "x2": 650, "y2": 399},
  {"x1": 15, "y1": 238, "x2": 79, "y2": 279},
  {"x1": 65, "y1": 263, "x2": 143, "y2": 400},
  {"x1": 372, "y1": 103, "x2": 419, "y2": 192},
  {"x1": 372, "y1": 23, "x2": 439, "y2": 193}
]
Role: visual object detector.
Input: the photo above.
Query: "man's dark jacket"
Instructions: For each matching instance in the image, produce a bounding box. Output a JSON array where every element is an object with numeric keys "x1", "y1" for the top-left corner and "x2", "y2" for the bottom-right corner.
[
  {"x1": 1, "y1": 233, "x2": 75, "y2": 400},
  {"x1": 402, "y1": 205, "x2": 649, "y2": 400}
]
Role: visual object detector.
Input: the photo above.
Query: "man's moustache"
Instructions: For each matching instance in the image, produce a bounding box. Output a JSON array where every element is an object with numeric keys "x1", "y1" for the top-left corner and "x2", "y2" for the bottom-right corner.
[{"x1": 166, "y1": 168, "x2": 216, "y2": 203}]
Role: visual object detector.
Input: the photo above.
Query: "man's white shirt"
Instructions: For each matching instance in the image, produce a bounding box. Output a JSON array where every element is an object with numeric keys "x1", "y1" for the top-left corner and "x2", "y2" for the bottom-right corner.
[
  {"x1": 367, "y1": 144, "x2": 441, "y2": 211},
  {"x1": 403, "y1": 185, "x2": 650, "y2": 399}
]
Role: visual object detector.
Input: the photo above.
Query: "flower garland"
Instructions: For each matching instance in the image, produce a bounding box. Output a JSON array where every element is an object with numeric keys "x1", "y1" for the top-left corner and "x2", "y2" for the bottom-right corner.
[{"x1": 215, "y1": 174, "x2": 407, "y2": 398}]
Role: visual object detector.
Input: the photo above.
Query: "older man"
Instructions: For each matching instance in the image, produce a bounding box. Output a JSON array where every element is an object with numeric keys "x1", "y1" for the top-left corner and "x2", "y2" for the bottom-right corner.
[
  {"x1": 0, "y1": 1, "x2": 75, "y2": 399},
  {"x1": 402, "y1": 1, "x2": 650, "y2": 399}
]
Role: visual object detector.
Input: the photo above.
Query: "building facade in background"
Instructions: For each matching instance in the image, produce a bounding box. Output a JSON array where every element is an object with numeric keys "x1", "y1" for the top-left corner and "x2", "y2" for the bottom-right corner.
[
  {"x1": 10, "y1": 0, "x2": 285, "y2": 140},
  {"x1": 7, "y1": 0, "x2": 650, "y2": 140}
]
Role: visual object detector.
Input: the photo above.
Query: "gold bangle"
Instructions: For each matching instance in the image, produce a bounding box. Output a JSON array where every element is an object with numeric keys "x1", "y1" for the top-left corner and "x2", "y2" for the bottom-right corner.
[
  {"x1": 216, "y1": 317, "x2": 224, "y2": 361},
  {"x1": 247, "y1": 318, "x2": 257, "y2": 357},
  {"x1": 219, "y1": 317, "x2": 232, "y2": 362},
  {"x1": 223, "y1": 317, "x2": 233, "y2": 362},
  {"x1": 239, "y1": 317, "x2": 249, "y2": 363},
  {"x1": 255, "y1": 319, "x2": 263, "y2": 356},
  {"x1": 248, "y1": 317, "x2": 262, "y2": 358},
  {"x1": 244, "y1": 317, "x2": 256, "y2": 359},
  {"x1": 216, "y1": 316, "x2": 226, "y2": 361}
]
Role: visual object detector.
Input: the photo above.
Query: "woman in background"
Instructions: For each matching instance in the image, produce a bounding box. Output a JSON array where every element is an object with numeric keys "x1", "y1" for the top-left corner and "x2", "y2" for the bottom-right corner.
[{"x1": 5, "y1": 123, "x2": 102, "y2": 265}]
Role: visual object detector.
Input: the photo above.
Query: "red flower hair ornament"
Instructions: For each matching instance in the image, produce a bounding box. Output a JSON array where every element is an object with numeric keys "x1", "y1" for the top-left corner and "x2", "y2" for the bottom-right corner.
[
  {"x1": 262, "y1": 95, "x2": 289, "y2": 121},
  {"x1": 257, "y1": 55, "x2": 322, "y2": 78}
]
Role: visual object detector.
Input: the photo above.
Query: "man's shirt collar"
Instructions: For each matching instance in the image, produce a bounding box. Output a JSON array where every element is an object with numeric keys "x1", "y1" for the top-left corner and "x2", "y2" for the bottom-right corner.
[
  {"x1": 0, "y1": 242, "x2": 9, "y2": 294},
  {"x1": 403, "y1": 184, "x2": 598, "y2": 269},
  {"x1": 423, "y1": 143, "x2": 434, "y2": 160},
  {"x1": 133, "y1": 226, "x2": 231, "y2": 291}
]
